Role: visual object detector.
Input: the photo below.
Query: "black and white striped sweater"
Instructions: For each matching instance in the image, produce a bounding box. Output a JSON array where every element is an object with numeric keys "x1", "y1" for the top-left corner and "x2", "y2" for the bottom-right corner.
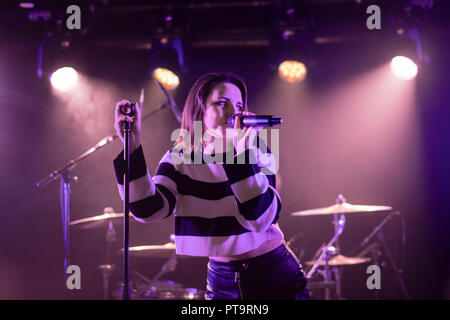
[{"x1": 113, "y1": 146, "x2": 283, "y2": 257}]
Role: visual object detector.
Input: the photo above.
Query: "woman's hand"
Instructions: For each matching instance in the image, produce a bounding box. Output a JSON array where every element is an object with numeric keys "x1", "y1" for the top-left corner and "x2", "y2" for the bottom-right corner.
[
  {"x1": 232, "y1": 110, "x2": 259, "y2": 155},
  {"x1": 114, "y1": 99, "x2": 142, "y2": 153}
]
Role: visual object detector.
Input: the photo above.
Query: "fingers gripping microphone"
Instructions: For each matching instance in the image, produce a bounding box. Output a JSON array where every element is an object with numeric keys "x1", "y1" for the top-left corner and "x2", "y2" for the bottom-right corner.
[
  {"x1": 119, "y1": 103, "x2": 136, "y2": 117},
  {"x1": 119, "y1": 103, "x2": 135, "y2": 131},
  {"x1": 227, "y1": 114, "x2": 283, "y2": 128}
]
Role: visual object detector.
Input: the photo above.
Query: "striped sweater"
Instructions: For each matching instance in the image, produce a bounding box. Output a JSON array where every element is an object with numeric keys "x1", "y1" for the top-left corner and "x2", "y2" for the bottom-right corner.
[{"x1": 113, "y1": 145, "x2": 283, "y2": 257}]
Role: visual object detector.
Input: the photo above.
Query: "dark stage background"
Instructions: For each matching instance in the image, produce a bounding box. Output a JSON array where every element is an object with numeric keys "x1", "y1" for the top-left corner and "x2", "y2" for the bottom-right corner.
[{"x1": 0, "y1": 0, "x2": 448, "y2": 299}]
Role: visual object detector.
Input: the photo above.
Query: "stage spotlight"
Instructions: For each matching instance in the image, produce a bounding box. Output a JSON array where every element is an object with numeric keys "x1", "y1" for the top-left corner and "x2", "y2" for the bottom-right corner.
[
  {"x1": 278, "y1": 60, "x2": 307, "y2": 83},
  {"x1": 50, "y1": 67, "x2": 79, "y2": 92},
  {"x1": 388, "y1": 28, "x2": 423, "y2": 81},
  {"x1": 270, "y1": 28, "x2": 312, "y2": 84},
  {"x1": 152, "y1": 68, "x2": 179, "y2": 90},
  {"x1": 150, "y1": 38, "x2": 184, "y2": 90},
  {"x1": 390, "y1": 56, "x2": 418, "y2": 80}
]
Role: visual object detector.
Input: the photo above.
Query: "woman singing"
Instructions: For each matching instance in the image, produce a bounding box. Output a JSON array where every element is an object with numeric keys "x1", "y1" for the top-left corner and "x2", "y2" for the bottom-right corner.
[{"x1": 113, "y1": 72, "x2": 309, "y2": 300}]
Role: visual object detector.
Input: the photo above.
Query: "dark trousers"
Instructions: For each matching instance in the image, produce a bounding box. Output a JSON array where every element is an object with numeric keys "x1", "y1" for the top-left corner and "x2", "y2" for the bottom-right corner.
[{"x1": 206, "y1": 244, "x2": 310, "y2": 300}]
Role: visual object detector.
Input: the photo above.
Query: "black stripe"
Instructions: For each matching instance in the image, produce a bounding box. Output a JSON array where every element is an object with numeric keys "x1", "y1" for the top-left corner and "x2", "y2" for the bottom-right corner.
[
  {"x1": 156, "y1": 162, "x2": 180, "y2": 184},
  {"x1": 175, "y1": 216, "x2": 251, "y2": 237},
  {"x1": 236, "y1": 187, "x2": 275, "y2": 221},
  {"x1": 156, "y1": 184, "x2": 176, "y2": 218},
  {"x1": 272, "y1": 193, "x2": 282, "y2": 224},
  {"x1": 113, "y1": 145, "x2": 148, "y2": 184},
  {"x1": 157, "y1": 162, "x2": 233, "y2": 200},
  {"x1": 222, "y1": 150, "x2": 260, "y2": 184},
  {"x1": 267, "y1": 173, "x2": 276, "y2": 189},
  {"x1": 130, "y1": 191, "x2": 164, "y2": 219}
]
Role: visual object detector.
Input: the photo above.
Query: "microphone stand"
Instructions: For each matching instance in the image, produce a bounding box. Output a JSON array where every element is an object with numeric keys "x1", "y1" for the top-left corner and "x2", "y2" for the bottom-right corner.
[
  {"x1": 35, "y1": 101, "x2": 170, "y2": 295},
  {"x1": 349, "y1": 211, "x2": 410, "y2": 299}
]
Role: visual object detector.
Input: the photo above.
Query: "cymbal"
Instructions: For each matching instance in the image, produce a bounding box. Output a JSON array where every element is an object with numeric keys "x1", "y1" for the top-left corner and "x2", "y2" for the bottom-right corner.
[
  {"x1": 70, "y1": 211, "x2": 132, "y2": 229},
  {"x1": 292, "y1": 203, "x2": 392, "y2": 217},
  {"x1": 123, "y1": 242, "x2": 179, "y2": 258},
  {"x1": 306, "y1": 255, "x2": 371, "y2": 267}
]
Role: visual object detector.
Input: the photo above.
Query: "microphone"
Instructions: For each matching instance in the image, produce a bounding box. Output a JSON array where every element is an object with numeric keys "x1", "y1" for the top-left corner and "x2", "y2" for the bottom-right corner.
[
  {"x1": 119, "y1": 103, "x2": 135, "y2": 131},
  {"x1": 119, "y1": 103, "x2": 135, "y2": 117},
  {"x1": 227, "y1": 114, "x2": 283, "y2": 128}
]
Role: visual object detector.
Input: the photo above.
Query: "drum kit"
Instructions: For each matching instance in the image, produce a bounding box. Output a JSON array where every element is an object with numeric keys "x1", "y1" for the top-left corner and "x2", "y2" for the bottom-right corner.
[
  {"x1": 69, "y1": 194, "x2": 406, "y2": 300},
  {"x1": 70, "y1": 207, "x2": 204, "y2": 300},
  {"x1": 290, "y1": 194, "x2": 403, "y2": 300}
]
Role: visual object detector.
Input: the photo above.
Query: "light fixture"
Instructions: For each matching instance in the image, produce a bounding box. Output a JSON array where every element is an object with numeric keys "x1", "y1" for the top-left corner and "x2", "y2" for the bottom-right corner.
[
  {"x1": 152, "y1": 68, "x2": 179, "y2": 90},
  {"x1": 50, "y1": 67, "x2": 79, "y2": 92},
  {"x1": 390, "y1": 56, "x2": 418, "y2": 80},
  {"x1": 150, "y1": 38, "x2": 184, "y2": 90},
  {"x1": 276, "y1": 42, "x2": 310, "y2": 83},
  {"x1": 19, "y1": 2, "x2": 35, "y2": 9},
  {"x1": 388, "y1": 29, "x2": 422, "y2": 80},
  {"x1": 270, "y1": 26, "x2": 312, "y2": 83},
  {"x1": 278, "y1": 60, "x2": 307, "y2": 83}
]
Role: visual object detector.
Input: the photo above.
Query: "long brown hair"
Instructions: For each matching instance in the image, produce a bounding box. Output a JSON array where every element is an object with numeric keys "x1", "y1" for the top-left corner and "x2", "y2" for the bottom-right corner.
[{"x1": 175, "y1": 72, "x2": 248, "y2": 150}]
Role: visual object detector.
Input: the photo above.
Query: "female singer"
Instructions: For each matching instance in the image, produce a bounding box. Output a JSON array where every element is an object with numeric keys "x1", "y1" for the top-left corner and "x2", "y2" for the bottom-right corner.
[{"x1": 113, "y1": 72, "x2": 309, "y2": 299}]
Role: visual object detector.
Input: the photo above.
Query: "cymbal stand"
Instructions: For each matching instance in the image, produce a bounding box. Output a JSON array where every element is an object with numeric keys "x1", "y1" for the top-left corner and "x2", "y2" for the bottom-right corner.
[
  {"x1": 307, "y1": 214, "x2": 346, "y2": 300},
  {"x1": 376, "y1": 231, "x2": 410, "y2": 299},
  {"x1": 98, "y1": 207, "x2": 117, "y2": 300},
  {"x1": 152, "y1": 253, "x2": 178, "y2": 281}
]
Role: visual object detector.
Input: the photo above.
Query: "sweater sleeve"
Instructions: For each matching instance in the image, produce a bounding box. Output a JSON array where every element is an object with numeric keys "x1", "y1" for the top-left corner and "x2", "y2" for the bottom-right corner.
[
  {"x1": 113, "y1": 146, "x2": 177, "y2": 223},
  {"x1": 222, "y1": 148, "x2": 281, "y2": 232}
]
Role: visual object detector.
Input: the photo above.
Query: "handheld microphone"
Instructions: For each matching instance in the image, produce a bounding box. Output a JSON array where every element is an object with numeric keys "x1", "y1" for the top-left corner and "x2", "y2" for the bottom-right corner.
[
  {"x1": 119, "y1": 103, "x2": 136, "y2": 117},
  {"x1": 119, "y1": 103, "x2": 135, "y2": 131},
  {"x1": 227, "y1": 114, "x2": 283, "y2": 128}
]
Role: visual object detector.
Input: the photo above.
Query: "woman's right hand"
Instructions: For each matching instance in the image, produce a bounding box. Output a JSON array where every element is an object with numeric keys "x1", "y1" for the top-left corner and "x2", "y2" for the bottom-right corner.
[{"x1": 114, "y1": 99, "x2": 142, "y2": 153}]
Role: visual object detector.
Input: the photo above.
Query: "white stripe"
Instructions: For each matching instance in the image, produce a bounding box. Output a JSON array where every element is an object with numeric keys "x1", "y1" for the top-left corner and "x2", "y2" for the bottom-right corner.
[
  {"x1": 234, "y1": 186, "x2": 279, "y2": 232},
  {"x1": 174, "y1": 224, "x2": 283, "y2": 256},
  {"x1": 132, "y1": 188, "x2": 174, "y2": 223},
  {"x1": 230, "y1": 173, "x2": 268, "y2": 203},
  {"x1": 176, "y1": 195, "x2": 237, "y2": 219},
  {"x1": 117, "y1": 171, "x2": 155, "y2": 202},
  {"x1": 153, "y1": 174, "x2": 177, "y2": 195}
]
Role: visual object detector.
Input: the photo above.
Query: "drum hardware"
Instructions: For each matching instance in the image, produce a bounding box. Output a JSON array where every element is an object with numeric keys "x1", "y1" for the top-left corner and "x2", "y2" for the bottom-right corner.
[
  {"x1": 71, "y1": 207, "x2": 129, "y2": 299},
  {"x1": 113, "y1": 270, "x2": 204, "y2": 300},
  {"x1": 121, "y1": 242, "x2": 179, "y2": 258},
  {"x1": 70, "y1": 210, "x2": 133, "y2": 230},
  {"x1": 291, "y1": 194, "x2": 393, "y2": 217},
  {"x1": 99, "y1": 207, "x2": 117, "y2": 300},
  {"x1": 305, "y1": 212, "x2": 346, "y2": 300},
  {"x1": 348, "y1": 211, "x2": 410, "y2": 300},
  {"x1": 293, "y1": 194, "x2": 395, "y2": 300}
]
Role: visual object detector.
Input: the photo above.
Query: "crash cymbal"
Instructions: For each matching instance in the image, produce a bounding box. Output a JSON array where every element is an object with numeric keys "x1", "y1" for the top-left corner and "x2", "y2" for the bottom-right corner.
[
  {"x1": 306, "y1": 255, "x2": 371, "y2": 267},
  {"x1": 292, "y1": 203, "x2": 392, "y2": 216},
  {"x1": 292, "y1": 194, "x2": 392, "y2": 217},
  {"x1": 70, "y1": 210, "x2": 132, "y2": 229},
  {"x1": 123, "y1": 242, "x2": 179, "y2": 258}
]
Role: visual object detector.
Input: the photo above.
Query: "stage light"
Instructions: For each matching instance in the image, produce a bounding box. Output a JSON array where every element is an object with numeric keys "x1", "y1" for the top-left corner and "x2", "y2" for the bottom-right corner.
[
  {"x1": 152, "y1": 68, "x2": 180, "y2": 90},
  {"x1": 278, "y1": 60, "x2": 307, "y2": 83},
  {"x1": 390, "y1": 56, "x2": 418, "y2": 80},
  {"x1": 50, "y1": 67, "x2": 79, "y2": 92},
  {"x1": 19, "y1": 2, "x2": 34, "y2": 9},
  {"x1": 150, "y1": 38, "x2": 184, "y2": 90},
  {"x1": 270, "y1": 28, "x2": 312, "y2": 84},
  {"x1": 386, "y1": 27, "x2": 424, "y2": 81}
]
